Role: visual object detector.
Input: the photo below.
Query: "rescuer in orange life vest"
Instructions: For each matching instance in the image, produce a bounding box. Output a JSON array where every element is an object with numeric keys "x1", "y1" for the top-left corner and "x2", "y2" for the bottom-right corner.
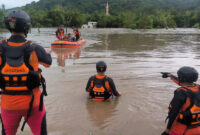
[
  {"x1": 161, "y1": 66, "x2": 200, "y2": 135},
  {"x1": 86, "y1": 61, "x2": 121, "y2": 101},
  {"x1": 0, "y1": 10, "x2": 52, "y2": 135},
  {"x1": 73, "y1": 28, "x2": 80, "y2": 41},
  {"x1": 56, "y1": 25, "x2": 64, "y2": 40}
]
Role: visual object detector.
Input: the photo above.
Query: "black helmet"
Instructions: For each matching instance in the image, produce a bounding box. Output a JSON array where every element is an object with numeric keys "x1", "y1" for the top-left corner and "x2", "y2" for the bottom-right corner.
[
  {"x1": 177, "y1": 66, "x2": 198, "y2": 83},
  {"x1": 96, "y1": 61, "x2": 107, "y2": 72},
  {"x1": 4, "y1": 10, "x2": 31, "y2": 36}
]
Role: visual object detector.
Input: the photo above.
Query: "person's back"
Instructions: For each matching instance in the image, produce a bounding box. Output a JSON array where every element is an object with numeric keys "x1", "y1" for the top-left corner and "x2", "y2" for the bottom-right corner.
[
  {"x1": 0, "y1": 10, "x2": 52, "y2": 135},
  {"x1": 86, "y1": 61, "x2": 121, "y2": 101}
]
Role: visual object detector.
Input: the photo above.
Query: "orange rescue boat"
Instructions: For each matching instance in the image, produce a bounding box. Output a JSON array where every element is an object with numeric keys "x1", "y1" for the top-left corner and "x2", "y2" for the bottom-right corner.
[{"x1": 51, "y1": 40, "x2": 86, "y2": 48}]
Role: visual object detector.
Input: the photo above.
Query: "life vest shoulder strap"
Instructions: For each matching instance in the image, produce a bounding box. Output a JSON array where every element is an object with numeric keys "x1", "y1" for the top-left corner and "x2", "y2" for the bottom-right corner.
[
  {"x1": 24, "y1": 41, "x2": 35, "y2": 71},
  {"x1": 179, "y1": 85, "x2": 200, "y2": 111},
  {"x1": 93, "y1": 75, "x2": 107, "y2": 82},
  {"x1": 93, "y1": 75, "x2": 108, "y2": 90},
  {"x1": 0, "y1": 40, "x2": 34, "y2": 70},
  {"x1": 1, "y1": 39, "x2": 33, "y2": 51},
  {"x1": 179, "y1": 85, "x2": 200, "y2": 95}
]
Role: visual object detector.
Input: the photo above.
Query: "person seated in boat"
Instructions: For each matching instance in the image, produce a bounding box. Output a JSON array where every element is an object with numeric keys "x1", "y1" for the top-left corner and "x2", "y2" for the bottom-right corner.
[
  {"x1": 56, "y1": 25, "x2": 64, "y2": 40},
  {"x1": 73, "y1": 28, "x2": 80, "y2": 41},
  {"x1": 67, "y1": 33, "x2": 72, "y2": 41},
  {"x1": 71, "y1": 35, "x2": 76, "y2": 42},
  {"x1": 85, "y1": 61, "x2": 121, "y2": 101},
  {"x1": 63, "y1": 34, "x2": 68, "y2": 41}
]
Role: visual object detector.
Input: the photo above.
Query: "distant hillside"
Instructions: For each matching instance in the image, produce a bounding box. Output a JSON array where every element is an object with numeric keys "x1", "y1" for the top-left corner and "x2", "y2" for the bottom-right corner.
[
  {"x1": 23, "y1": 0, "x2": 200, "y2": 14},
  {"x1": 1, "y1": 0, "x2": 200, "y2": 29}
]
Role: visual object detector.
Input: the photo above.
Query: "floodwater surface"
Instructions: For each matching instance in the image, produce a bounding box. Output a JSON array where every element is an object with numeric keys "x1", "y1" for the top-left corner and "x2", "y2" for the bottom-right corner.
[{"x1": 1, "y1": 28, "x2": 200, "y2": 135}]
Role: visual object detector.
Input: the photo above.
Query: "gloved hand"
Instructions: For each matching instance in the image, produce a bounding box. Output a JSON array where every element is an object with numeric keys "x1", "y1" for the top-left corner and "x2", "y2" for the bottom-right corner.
[
  {"x1": 161, "y1": 131, "x2": 169, "y2": 135},
  {"x1": 161, "y1": 72, "x2": 170, "y2": 78}
]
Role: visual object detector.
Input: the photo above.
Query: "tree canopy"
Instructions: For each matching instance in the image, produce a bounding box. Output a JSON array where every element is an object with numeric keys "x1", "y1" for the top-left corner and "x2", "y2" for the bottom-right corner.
[{"x1": 0, "y1": 0, "x2": 200, "y2": 29}]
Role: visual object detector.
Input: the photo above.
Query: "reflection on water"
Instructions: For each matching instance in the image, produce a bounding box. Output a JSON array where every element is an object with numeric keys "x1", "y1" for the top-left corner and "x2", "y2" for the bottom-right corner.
[
  {"x1": 86, "y1": 98, "x2": 119, "y2": 130},
  {"x1": 1, "y1": 28, "x2": 200, "y2": 135},
  {"x1": 52, "y1": 47, "x2": 83, "y2": 67}
]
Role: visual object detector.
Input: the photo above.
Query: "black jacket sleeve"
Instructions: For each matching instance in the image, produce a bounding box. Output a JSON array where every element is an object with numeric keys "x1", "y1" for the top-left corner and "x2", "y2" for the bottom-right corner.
[
  {"x1": 167, "y1": 89, "x2": 187, "y2": 129},
  {"x1": 31, "y1": 44, "x2": 52, "y2": 65},
  {"x1": 107, "y1": 77, "x2": 120, "y2": 96},
  {"x1": 85, "y1": 76, "x2": 94, "y2": 92}
]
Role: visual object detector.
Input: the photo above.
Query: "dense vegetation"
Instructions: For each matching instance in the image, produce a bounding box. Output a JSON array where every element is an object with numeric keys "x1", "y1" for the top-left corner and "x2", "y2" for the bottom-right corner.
[
  {"x1": 0, "y1": 0, "x2": 200, "y2": 29},
  {"x1": 0, "y1": 8, "x2": 6, "y2": 28}
]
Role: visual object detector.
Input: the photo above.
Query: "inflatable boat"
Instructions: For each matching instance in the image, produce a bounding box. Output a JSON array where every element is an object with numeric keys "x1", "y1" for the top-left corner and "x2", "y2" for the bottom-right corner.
[{"x1": 51, "y1": 40, "x2": 86, "y2": 48}]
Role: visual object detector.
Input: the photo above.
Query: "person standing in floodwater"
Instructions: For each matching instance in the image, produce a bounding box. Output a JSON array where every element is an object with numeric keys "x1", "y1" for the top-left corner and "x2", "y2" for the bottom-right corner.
[
  {"x1": 0, "y1": 10, "x2": 52, "y2": 135},
  {"x1": 161, "y1": 66, "x2": 200, "y2": 135},
  {"x1": 86, "y1": 61, "x2": 121, "y2": 101}
]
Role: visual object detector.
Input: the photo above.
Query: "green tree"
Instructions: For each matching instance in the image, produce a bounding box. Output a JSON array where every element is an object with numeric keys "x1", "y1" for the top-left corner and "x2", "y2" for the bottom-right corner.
[
  {"x1": 165, "y1": 13, "x2": 177, "y2": 28},
  {"x1": 0, "y1": 9, "x2": 6, "y2": 28},
  {"x1": 47, "y1": 5, "x2": 65, "y2": 27},
  {"x1": 15, "y1": 0, "x2": 200, "y2": 29}
]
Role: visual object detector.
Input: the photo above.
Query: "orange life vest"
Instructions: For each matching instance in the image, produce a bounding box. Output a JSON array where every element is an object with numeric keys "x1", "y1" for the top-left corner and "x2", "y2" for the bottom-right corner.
[
  {"x1": 73, "y1": 30, "x2": 76, "y2": 36},
  {"x1": 170, "y1": 85, "x2": 200, "y2": 135},
  {"x1": 178, "y1": 87, "x2": 200, "y2": 126},
  {"x1": 89, "y1": 75, "x2": 112, "y2": 101},
  {"x1": 60, "y1": 29, "x2": 64, "y2": 36},
  {"x1": 0, "y1": 39, "x2": 47, "y2": 131}
]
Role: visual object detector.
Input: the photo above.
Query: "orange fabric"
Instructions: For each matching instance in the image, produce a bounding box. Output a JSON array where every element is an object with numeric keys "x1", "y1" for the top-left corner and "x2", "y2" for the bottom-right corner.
[
  {"x1": 59, "y1": 29, "x2": 64, "y2": 37},
  {"x1": 4, "y1": 87, "x2": 28, "y2": 91},
  {"x1": 92, "y1": 97, "x2": 111, "y2": 102},
  {"x1": 170, "y1": 76, "x2": 180, "y2": 86},
  {"x1": 2, "y1": 63, "x2": 29, "y2": 74},
  {"x1": 92, "y1": 98, "x2": 105, "y2": 102},
  {"x1": 29, "y1": 51, "x2": 39, "y2": 71},
  {"x1": 1, "y1": 88, "x2": 41, "y2": 110},
  {"x1": 170, "y1": 85, "x2": 200, "y2": 135},
  {"x1": 89, "y1": 75, "x2": 110, "y2": 90},
  {"x1": 89, "y1": 75, "x2": 111, "y2": 101},
  {"x1": 73, "y1": 30, "x2": 76, "y2": 36},
  {"x1": 95, "y1": 75, "x2": 111, "y2": 90},
  {"x1": 63, "y1": 35, "x2": 68, "y2": 40},
  {"x1": 4, "y1": 76, "x2": 9, "y2": 81},
  {"x1": 13, "y1": 76, "x2": 18, "y2": 81},
  {"x1": 39, "y1": 62, "x2": 51, "y2": 68},
  {"x1": 21, "y1": 76, "x2": 27, "y2": 81},
  {"x1": 7, "y1": 40, "x2": 29, "y2": 47},
  {"x1": 0, "y1": 42, "x2": 43, "y2": 111}
]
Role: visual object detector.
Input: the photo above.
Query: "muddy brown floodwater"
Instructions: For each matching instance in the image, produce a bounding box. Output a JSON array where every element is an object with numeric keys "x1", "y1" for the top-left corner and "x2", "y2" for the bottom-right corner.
[{"x1": 1, "y1": 28, "x2": 200, "y2": 135}]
